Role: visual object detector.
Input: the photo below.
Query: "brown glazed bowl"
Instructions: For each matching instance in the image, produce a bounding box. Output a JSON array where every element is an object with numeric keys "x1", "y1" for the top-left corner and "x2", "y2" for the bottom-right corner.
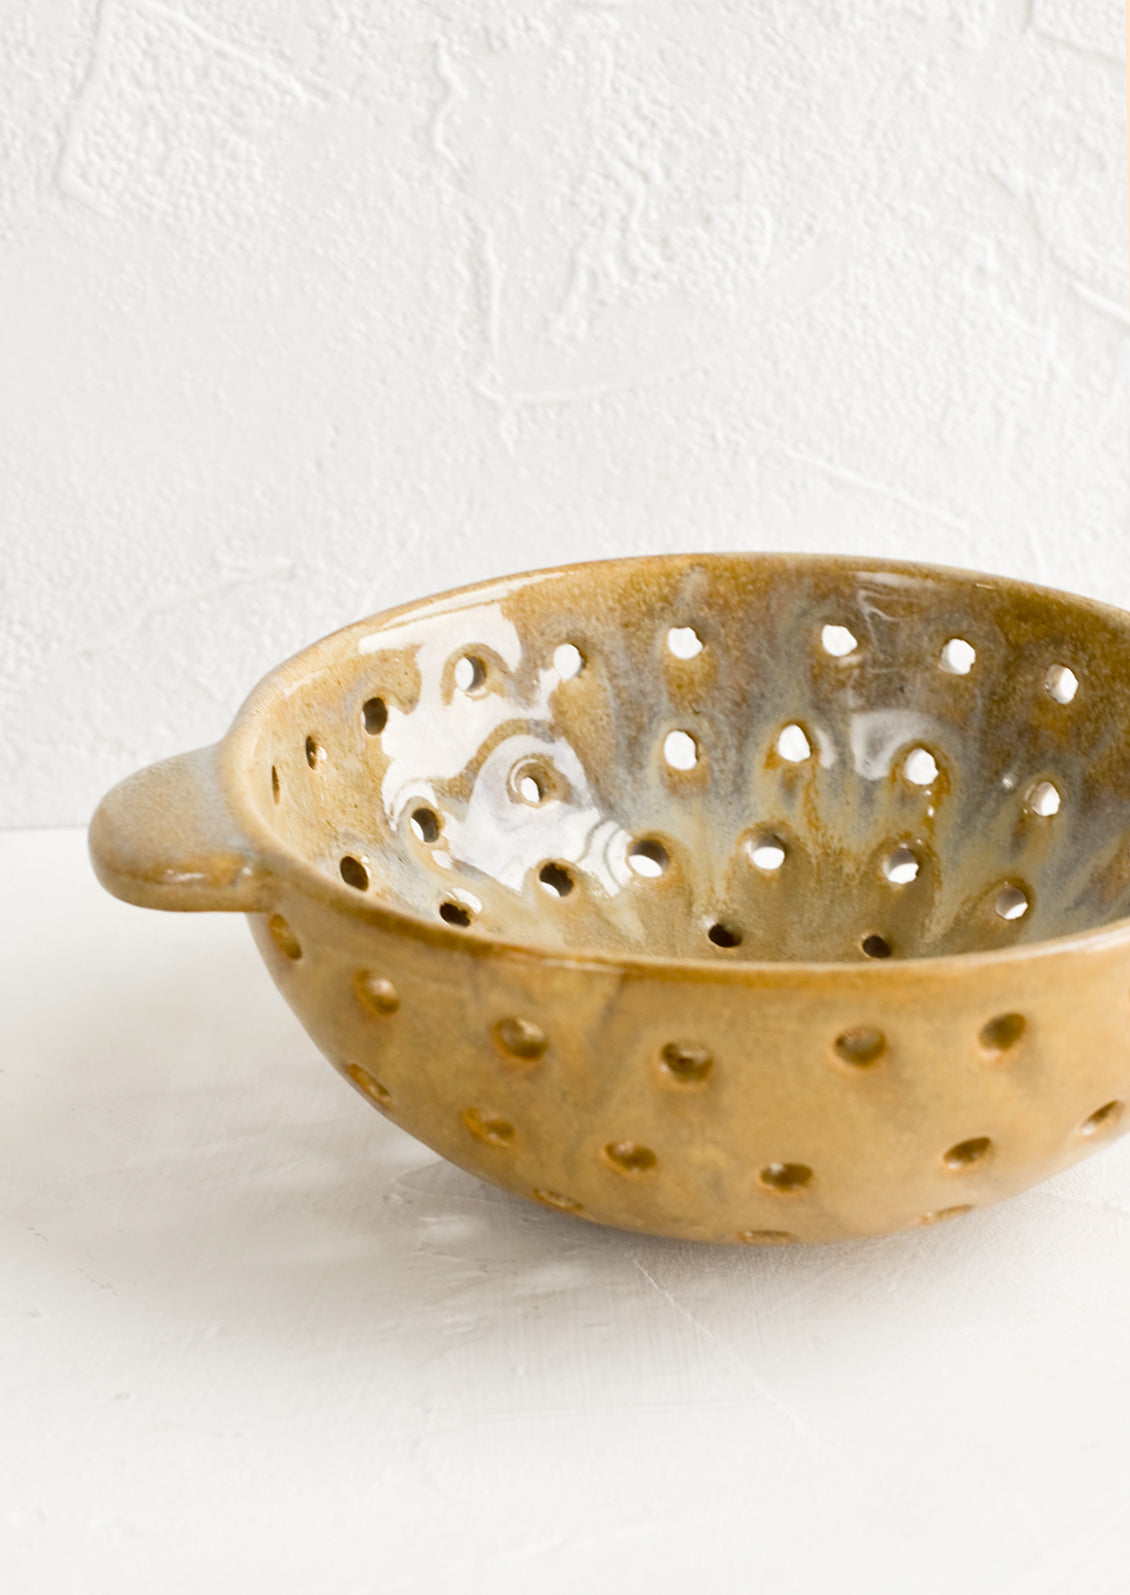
[{"x1": 89, "y1": 554, "x2": 1130, "y2": 1245}]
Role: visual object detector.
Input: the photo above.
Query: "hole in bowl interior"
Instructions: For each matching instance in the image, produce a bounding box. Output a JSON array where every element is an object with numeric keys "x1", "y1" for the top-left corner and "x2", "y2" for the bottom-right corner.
[
  {"x1": 667, "y1": 626, "x2": 703, "y2": 659},
  {"x1": 247, "y1": 557, "x2": 1130, "y2": 968},
  {"x1": 628, "y1": 839, "x2": 669, "y2": 878},
  {"x1": 776, "y1": 723, "x2": 811, "y2": 763},
  {"x1": 508, "y1": 757, "x2": 559, "y2": 807},
  {"x1": 454, "y1": 654, "x2": 487, "y2": 694},
  {"x1": 339, "y1": 854, "x2": 370, "y2": 891},
  {"x1": 538, "y1": 861, "x2": 575, "y2": 898},
  {"x1": 1026, "y1": 779, "x2": 1060, "y2": 818},
  {"x1": 903, "y1": 747, "x2": 938, "y2": 787},
  {"x1": 663, "y1": 730, "x2": 698, "y2": 770},
  {"x1": 1045, "y1": 664, "x2": 1078, "y2": 704},
  {"x1": 746, "y1": 834, "x2": 786, "y2": 872},
  {"x1": 882, "y1": 844, "x2": 919, "y2": 885},
  {"x1": 553, "y1": 643, "x2": 584, "y2": 680},
  {"x1": 821, "y1": 624, "x2": 857, "y2": 657},
  {"x1": 410, "y1": 806, "x2": 441, "y2": 844},
  {"x1": 940, "y1": 637, "x2": 976, "y2": 675},
  {"x1": 994, "y1": 884, "x2": 1029, "y2": 922},
  {"x1": 363, "y1": 696, "x2": 388, "y2": 735}
]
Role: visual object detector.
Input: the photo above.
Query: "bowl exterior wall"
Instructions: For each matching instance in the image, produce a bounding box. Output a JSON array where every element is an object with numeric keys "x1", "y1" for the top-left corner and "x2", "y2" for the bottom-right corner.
[{"x1": 249, "y1": 892, "x2": 1130, "y2": 1244}]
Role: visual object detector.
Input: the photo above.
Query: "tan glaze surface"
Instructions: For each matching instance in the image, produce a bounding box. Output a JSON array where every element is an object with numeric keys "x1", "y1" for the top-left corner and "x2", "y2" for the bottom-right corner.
[{"x1": 89, "y1": 554, "x2": 1130, "y2": 1243}]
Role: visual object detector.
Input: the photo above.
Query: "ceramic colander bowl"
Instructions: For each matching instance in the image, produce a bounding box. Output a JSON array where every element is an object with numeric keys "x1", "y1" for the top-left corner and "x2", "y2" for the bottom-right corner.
[{"x1": 89, "y1": 553, "x2": 1130, "y2": 1245}]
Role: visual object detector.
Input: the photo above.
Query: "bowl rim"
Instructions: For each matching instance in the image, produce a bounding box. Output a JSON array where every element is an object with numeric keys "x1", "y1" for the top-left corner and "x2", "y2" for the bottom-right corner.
[{"x1": 221, "y1": 549, "x2": 1130, "y2": 981}]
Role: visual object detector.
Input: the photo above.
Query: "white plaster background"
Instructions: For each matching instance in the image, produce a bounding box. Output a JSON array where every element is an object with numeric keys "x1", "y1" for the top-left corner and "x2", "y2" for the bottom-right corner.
[{"x1": 0, "y1": 0, "x2": 1126, "y2": 826}]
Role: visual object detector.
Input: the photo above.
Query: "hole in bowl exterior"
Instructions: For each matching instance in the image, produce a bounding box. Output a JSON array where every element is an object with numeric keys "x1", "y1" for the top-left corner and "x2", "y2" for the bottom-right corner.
[
  {"x1": 834, "y1": 1028, "x2": 886, "y2": 1067},
  {"x1": 353, "y1": 971, "x2": 400, "y2": 1017},
  {"x1": 759, "y1": 1162, "x2": 813, "y2": 1194},
  {"x1": 943, "y1": 1135, "x2": 993, "y2": 1170},
  {"x1": 268, "y1": 915, "x2": 301, "y2": 960},
  {"x1": 494, "y1": 1016, "x2": 548, "y2": 1062},
  {"x1": 345, "y1": 1064, "x2": 392, "y2": 1108},
  {"x1": 979, "y1": 1013, "x2": 1025, "y2": 1055},
  {"x1": 1079, "y1": 1101, "x2": 1124, "y2": 1136},
  {"x1": 659, "y1": 1041, "x2": 713, "y2": 1084},
  {"x1": 604, "y1": 1141, "x2": 658, "y2": 1174}
]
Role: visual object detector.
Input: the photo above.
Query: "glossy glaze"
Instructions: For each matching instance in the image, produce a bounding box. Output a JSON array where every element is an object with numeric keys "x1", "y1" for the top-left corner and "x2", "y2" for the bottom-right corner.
[
  {"x1": 89, "y1": 555, "x2": 1130, "y2": 1243},
  {"x1": 252, "y1": 557, "x2": 1130, "y2": 962}
]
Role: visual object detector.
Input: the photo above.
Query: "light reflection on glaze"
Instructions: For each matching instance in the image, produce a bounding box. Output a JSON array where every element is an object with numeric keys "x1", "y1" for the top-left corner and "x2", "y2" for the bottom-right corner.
[
  {"x1": 849, "y1": 709, "x2": 940, "y2": 781},
  {"x1": 360, "y1": 602, "x2": 638, "y2": 902},
  {"x1": 257, "y1": 554, "x2": 1130, "y2": 960},
  {"x1": 356, "y1": 572, "x2": 564, "y2": 654},
  {"x1": 375, "y1": 604, "x2": 524, "y2": 781},
  {"x1": 445, "y1": 733, "x2": 628, "y2": 898}
]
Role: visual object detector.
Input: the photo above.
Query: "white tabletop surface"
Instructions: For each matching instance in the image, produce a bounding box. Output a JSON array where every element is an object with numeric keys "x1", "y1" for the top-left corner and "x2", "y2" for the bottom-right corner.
[{"x1": 4, "y1": 827, "x2": 1130, "y2": 1594}]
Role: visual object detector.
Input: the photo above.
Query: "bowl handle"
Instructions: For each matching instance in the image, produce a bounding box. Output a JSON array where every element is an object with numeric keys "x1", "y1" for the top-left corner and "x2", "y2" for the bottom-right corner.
[{"x1": 88, "y1": 743, "x2": 273, "y2": 913}]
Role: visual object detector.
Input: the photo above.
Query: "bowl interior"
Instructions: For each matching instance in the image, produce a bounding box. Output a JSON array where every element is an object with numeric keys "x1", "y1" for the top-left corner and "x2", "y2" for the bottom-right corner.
[{"x1": 242, "y1": 555, "x2": 1130, "y2": 962}]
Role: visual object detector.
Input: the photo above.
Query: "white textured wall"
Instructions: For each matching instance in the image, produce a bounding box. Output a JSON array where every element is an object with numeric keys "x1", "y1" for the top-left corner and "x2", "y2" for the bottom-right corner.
[{"x1": 0, "y1": 0, "x2": 1126, "y2": 827}]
